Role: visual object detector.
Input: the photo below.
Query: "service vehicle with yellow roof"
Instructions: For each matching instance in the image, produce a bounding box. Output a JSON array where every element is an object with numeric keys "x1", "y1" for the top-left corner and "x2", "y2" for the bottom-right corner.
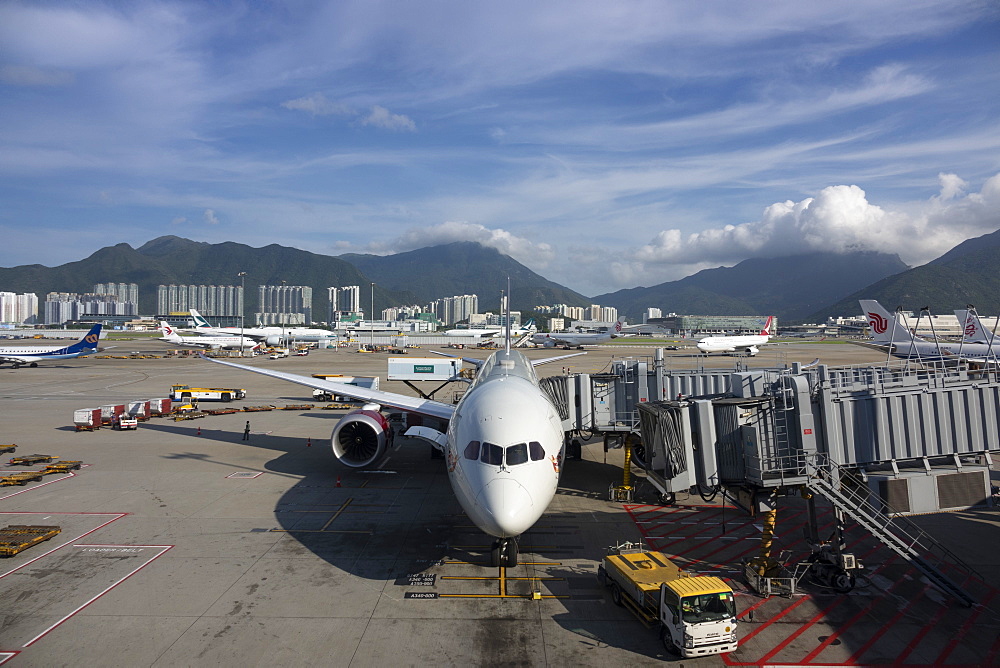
[
  {"x1": 598, "y1": 542, "x2": 738, "y2": 658},
  {"x1": 169, "y1": 384, "x2": 246, "y2": 402}
]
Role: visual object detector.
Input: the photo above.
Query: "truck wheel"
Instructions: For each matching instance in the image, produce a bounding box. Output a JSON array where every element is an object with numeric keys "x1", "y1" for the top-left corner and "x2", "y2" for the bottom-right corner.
[
  {"x1": 660, "y1": 627, "x2": 680, "y2": 656},
  {"x1": 832, "y1": 570, "x2": 856, "y2": 593},
  {"x1": 222, "y1": 393, "x2": 232, "y2": 402},
  {"x1": 610, "y1": 583, "x2": 624, "y2": 606}
]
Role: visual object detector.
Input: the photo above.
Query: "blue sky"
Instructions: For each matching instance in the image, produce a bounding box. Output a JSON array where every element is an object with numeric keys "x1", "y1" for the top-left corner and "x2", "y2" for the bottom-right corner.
[{"x1": 1, "y1": 1, "x2": 998, "y2": 296}]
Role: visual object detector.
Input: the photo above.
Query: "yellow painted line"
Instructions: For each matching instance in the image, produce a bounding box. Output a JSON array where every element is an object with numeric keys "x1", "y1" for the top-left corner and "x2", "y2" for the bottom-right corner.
[{"x1": 269, "y1": 529, "x2": 373, "y2": 534}]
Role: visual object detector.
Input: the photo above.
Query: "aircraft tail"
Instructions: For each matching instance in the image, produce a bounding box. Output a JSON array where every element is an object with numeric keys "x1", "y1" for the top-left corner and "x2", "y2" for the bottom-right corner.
[
  {"x1": 956, "y1": 309, "x2": 994, "y2": 343},
  {"x1": 57, "y1": 323, "x2": 103, "y2": 354},
  {"x1": 860, "y1": 300, "x2": 915, "y2": 343},
  {"x1": 159, "y1": 321, "x2": 182, "y2": 341},
  {"x1": 611, "y1": 316, "x2": 626, "y2": 338},
  {"x1": 760, "y1": 316, "x2": 774, "y2": 336},
  {"x1": 188, "y1": 308, "x2": 213, "y2": 329}
]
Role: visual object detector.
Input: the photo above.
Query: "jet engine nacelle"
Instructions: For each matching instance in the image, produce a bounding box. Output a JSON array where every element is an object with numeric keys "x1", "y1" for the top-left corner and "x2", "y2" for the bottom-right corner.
[
  {"x1": 331, "y1": 409, "x2": 393, "y2": 467},
  {"x1": 542, "y1": 339, "x2": 556, "y2": 348},
  {"x1": 265, "y1": 334, "x2": 284, "y2": 346},
  {"x1": 745, "y1": 346, "x2": 759, "y2": 356}
]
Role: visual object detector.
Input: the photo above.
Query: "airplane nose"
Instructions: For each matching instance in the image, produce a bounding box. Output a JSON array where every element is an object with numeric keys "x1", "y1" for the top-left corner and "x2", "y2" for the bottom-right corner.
[{"x1": 476, "y1": 478, "x2": 535, "y2": 537}]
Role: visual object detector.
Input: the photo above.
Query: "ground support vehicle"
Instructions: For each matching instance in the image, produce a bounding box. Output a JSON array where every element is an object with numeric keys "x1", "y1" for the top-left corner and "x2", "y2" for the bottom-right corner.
[
  {"x1": 311, "y1": 376, "x2": 379, "y2": 402},
  {"x1": 1, "y1": 471, "x2": 45, "y2": 487},
  {"x1": 203, "y1": 408, "x2": 241, "y2": 415},
  {"x1": 0, "y1": 445, "x2": 16, "y2": 455},
  {"x1": 9, "y1": 455, "x2": 56, "y2": 466},
  {"x1": 321, "y1": 403, "x2": 357, "y2": 410},
  {"x1": 0, "y1": 525, "x2": 61, "y2": 556},
  {"x1": 241, "y1": 405, "x2": 275, "y2": 412},
  {"x1": 169, "y1": 385, "x2": 246, "y2": 402},
  {"x1": 115, "y1": 417, "x2": 139, "y2": 430},
  {"x1": 99, "y1": 404, "x2": 126, "y2": 426},
  {"x1": 44, "y1": 461, "x2": 82, "y2": 474},
  {"x1": 599, "y1": 542, "x2": 738, "y2": 658},
  {"x1": 278, "y1": 403, "x2": 314, "y2": 411},
  {"x1": 172, "y1": 411, "x2": 206, "y2": 421},
  {"x1": 127, "y1": 400, "x2": 151, "y2": 421}
]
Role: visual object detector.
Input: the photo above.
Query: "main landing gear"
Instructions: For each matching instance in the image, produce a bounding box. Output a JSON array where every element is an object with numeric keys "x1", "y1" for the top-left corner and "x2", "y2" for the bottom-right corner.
[{"x1": 491, "y1": 537, "x2": 519, "y2": 568}]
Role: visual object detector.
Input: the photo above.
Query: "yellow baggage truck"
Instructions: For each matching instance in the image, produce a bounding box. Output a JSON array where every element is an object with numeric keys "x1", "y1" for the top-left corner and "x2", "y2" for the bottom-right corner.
[
  {"x1": 169, "y1": 385, "x2": 246, "y2": 402},
  {"x1": 599, "y1": 542, "x2": 738, "y2": 658}
]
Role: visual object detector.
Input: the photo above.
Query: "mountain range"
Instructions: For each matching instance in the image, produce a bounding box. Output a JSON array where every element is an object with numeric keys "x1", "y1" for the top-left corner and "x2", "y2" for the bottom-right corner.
[{"x1": 1, "y1": 230, "x2": 998, "y2": 323}]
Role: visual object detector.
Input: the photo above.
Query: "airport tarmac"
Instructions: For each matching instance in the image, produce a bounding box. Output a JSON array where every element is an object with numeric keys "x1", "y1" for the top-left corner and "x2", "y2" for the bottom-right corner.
[{"x1": 1, "y1": 340, "x2": 998, "y2": 666}]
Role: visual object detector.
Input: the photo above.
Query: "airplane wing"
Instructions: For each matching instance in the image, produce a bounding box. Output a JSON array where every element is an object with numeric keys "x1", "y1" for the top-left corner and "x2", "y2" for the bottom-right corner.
[
  {"x1": 199, "y1": 354, "x2": 456, "y2": 420},
  {"x1": 429, "y1": 349, "x2": 486, "y2": 368},
  {"x1": 530, "y1": 351, "x2": 587, "y2": 366}
]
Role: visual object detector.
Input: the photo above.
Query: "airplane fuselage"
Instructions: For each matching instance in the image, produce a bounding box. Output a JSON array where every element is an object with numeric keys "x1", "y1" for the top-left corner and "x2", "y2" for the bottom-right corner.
[
  {"x1": 696, "y1": 333, "x2": 769, "y2": 354},
  {"x1": 444, "y1": 350, "x2": 564, "y2": 538}
]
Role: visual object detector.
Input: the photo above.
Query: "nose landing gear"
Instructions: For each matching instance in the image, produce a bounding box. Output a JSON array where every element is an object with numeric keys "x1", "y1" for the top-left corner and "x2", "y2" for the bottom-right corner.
[{"x1": 491, "y1": 537, "x2": 519, "y2": 568}]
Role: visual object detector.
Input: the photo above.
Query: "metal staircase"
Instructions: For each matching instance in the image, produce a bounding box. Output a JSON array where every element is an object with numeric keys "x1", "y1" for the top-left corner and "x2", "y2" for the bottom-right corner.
[{"x1": 803, "y1": 454, "x2": 979, "y2": 607}]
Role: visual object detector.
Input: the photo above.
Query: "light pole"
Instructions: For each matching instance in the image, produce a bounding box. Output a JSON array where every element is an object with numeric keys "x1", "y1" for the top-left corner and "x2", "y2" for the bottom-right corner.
[
  {"x1": 370, "y1": 282, "x2": 375, "y2": 351},
  {"x1": 237, "y1": 271, "x2": 247, "y2": 355}
]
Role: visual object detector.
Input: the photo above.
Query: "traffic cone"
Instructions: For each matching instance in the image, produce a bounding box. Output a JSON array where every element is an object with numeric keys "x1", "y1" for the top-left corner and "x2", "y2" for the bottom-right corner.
[
  {"x1": 336, "y1": 475, "x2": 341, "y2": 488},
  {"x1": 307, "y1": 437, "x2": 311, "y2": 447}
]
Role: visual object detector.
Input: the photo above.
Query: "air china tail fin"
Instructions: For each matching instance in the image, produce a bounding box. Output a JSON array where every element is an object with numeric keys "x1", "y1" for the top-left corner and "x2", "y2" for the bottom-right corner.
[
  {"x1": 611, "y1": 316, "x2": 627, "y2": 337},
  {"x1": 860, "y1": 300, "x2": 915, "y2": 344},
  {"x1": 760, "y1": 316, "x2": 774, "y2": 336},
  {"x1": 188, "y1": 308, "x2": 213, "y2": 329},
  {"x1": 956, "y1": 309, "x2": 995, "y2": 343},
  {"x1": 57, "y1": 323, "x2": 103, "y2": 354}
]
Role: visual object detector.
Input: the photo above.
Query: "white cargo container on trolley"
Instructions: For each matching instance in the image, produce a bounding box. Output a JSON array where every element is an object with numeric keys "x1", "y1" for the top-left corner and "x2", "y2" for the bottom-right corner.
[{"x1": 73, "y1": 408, "x2": 102, "y2": 431}]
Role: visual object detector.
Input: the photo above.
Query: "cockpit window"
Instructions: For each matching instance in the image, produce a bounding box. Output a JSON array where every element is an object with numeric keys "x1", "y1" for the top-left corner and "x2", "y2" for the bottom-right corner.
[
  {"x1": 529, "y1": 441, "x2": 545, "y2": 461},
  {"x1": 480, "y1": 442, "x2": 504, "y2": 466},
  {"x1": 506, "y1": 443, "x2": 529, "y2": 466},
  {"x1": 464, "y1": 441, "x2": 480, "y2": 460}
]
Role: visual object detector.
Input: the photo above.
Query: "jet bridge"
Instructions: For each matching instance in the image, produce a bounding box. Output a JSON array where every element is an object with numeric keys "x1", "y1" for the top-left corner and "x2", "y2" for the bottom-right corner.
[{"x1": 553, "y1": 350, "x2": 1000, "y2": 605}]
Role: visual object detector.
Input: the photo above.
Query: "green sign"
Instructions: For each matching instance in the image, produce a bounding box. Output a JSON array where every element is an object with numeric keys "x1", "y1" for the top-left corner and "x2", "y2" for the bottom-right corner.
[{"x1": 414, "y1": 365, "x2": 434, "y2": 373}]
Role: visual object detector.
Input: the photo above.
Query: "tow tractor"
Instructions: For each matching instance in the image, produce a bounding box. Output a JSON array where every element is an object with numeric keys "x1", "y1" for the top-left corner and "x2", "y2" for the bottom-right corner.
[{"x1": 599, "y1": 542, "x2": 738, "y2": 658}]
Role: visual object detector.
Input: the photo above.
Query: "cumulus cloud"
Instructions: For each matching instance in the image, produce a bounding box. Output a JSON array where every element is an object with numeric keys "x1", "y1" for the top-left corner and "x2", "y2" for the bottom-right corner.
[
  {"x1": 171, "y1": 216, "x2": 188, "y2": 225},
  {"x1": 281, "y1": 92, "x2": 353, "y2": 116},
  {"x1": 372, "y1": 221, "x2": 554, "y2": 267},
  {"x1": 203, "y1": 209, "x2": 219, "y2": 225},
  {"x1": 361, "y1": 105, "x2": 416, "y2": 131},
  {"x1": 626, "y1": 172, "x2": 1000, "y2": 279}
]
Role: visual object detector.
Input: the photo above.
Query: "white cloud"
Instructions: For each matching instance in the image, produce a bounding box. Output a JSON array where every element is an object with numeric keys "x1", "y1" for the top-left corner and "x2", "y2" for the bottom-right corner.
[
  {"x1": 375, "y1": 221, "x2": 554, "y2": 267},
  {"x1": 281, "y1": 93, "x2": 353, "y2": 116},
  {"x1": 361, "y1": 105, "x2": 416, "y2": 132},
  {"x1": 171, "y1": 216, "x2": 188, "y2": 225},
  {"x1": 626, "y1": 172, "x2": 1000, "y2": 281},
  {"x1": 203, "y1": 209, "x2": 219, "y2": 225}
]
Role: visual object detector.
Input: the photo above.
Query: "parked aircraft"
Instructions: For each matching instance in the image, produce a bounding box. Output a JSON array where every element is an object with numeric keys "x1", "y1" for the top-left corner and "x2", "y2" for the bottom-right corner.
[
  {"x1": 862, "y1": 301, "x2": 1000, "y2": 363},
  {"x1": 530, "y1": 318, "x2": 627, "y2": 349},
  {"x1": 955, "y1": 309, "x2": 999, "y2": 344},
  {"x1": 184, "y1": 309, "x2": 338, "y2": 346},
  {"x1": 695, "y1": 316, "x2": 775, "y2": 356},
  {"x1": 0, "y1": 323, "x2": 103, "y2": 368},
  {"x1": 159, "y1": 322, "x2": 258, "y2": 351},
  {"x1": 202, "y1": 332, "x2": 584, "y2": 568},
  {"x1": 443, "y1": 319, "x2": 537, "y2": 338}
]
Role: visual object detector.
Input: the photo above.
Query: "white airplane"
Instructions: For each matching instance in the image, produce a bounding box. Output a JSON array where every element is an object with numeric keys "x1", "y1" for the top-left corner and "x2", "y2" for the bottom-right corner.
[
  {"x1": 201, "y1": 331, "x2": 585, "y2": 567},
  {"x1": 696, "y1": 316, "x2": 774, "y2": 356},
  {"x1": 862, "y1": 300, "x2": 1000, "y2": 363},
  {"x1": 159, "y1": 322, "x2": 258, "y2": 351},
  {"x1": 0, "y1": 323, "x2": 103, "y2": 368},
  {"x1": 443, "y1": 319, "x2": 537, "y2": 339},
  {"x1": 184, "y1": 308, "x2": 338, "y2": 346},
  {"x1": 530, "y1": 318, "x2": 628, "y2": 349}
]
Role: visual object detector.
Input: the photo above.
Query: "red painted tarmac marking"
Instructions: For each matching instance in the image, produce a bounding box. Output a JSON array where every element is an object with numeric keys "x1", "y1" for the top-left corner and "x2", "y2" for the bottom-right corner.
[
  {"x1": 758, "y1": 596, "x2": 848, "y2": 665},
  {"x1": 845, "y1": 582, "x2": 931, "y2": 664},
  {"x1": 737, "y1": 596, "x2": 772, "y2": 620},
  {"x1": 984, "y1": 630, "x2": 1000, "y2": 665},
  {"x1": 931, "y1": 587, "x2": 998, "y2": 665},
  {"x1": 0, "y1": 651, "x2": 17, "y2": 665},
  {"x1": 738, "y1": 595, "x2": 811, "y2": 645},
  {"x1": 22, "y1": 544, "x2": 173, "y2": 647},
  {"x1": 889, "y1": 601, "x2": 950, "y2": 666},
  {"x1": 798, "y1": 553, "x2": 904, "y2": 664},
  {"x1": 0, "y1": 512, "x2": 127, "y2": 579}
]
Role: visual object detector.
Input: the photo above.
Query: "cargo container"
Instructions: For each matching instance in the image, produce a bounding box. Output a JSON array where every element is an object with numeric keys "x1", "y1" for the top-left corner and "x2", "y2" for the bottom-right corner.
[
  {"x1": 99, "y1": 404, "x2": 126, "y2": 426},
  {"x1": 73, "y1": 408, "x2": 102, "y2": 431},
  {"x1": 387, "y1": 357, "x2": 462, "y2": 381},
  {"x1": 127, "y1": 400, "x2": 151, "y2": 421},
  {"x1": 148, "y1": 398, "x2": 172, "y2": 416}
]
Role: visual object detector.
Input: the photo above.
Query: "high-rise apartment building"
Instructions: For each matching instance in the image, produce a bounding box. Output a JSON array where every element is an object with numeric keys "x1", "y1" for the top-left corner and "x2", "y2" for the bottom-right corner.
[
  {"x1": 328, "y1": 286, "x2": 361, "y2": 321},
  {"x1": 258, "y1": 285, "x2": 312, "y2": 325},
  {"x1": 94, "y1": 283, "x2": 138, "y2": 305},
  {"x1": 157, "y1": 285, "x2": 243, "y2": 316},
  {"x1": 0, "y1": 292, "x2": 38, "y2": 324}
]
